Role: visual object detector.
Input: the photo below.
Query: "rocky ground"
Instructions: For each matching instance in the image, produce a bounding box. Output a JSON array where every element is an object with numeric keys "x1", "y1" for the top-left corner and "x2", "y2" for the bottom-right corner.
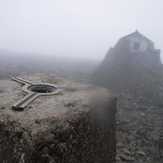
[{"x1": 116, "y1": 93, "x2": 163, "y2": 163}]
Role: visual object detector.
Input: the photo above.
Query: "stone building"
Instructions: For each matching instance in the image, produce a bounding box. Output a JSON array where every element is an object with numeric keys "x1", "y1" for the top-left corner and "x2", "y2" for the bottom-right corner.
[
  {"x1": 93, "y1": 31, "x2": 163, "y2": 93},
  {"x1": 105, "y1": 30, "x2": 161, "y2": 68}
]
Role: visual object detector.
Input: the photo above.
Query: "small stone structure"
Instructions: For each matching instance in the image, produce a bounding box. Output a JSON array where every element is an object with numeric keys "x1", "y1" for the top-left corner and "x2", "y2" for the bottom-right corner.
[
  {"x1": 104, "y1": 30, "x2": 161, "y2": 67},
  {"x1": 0, "y1": 74, "x2": 116, "y2": 163},
  {"x1": 93, "y1": 31, "x2": 162, "y2": 92}
]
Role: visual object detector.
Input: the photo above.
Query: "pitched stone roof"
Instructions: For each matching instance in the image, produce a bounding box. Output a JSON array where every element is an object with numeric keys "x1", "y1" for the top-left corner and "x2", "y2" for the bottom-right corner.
[{"x1": 121, "y1": 30, "x2": 153, "y2": 44}]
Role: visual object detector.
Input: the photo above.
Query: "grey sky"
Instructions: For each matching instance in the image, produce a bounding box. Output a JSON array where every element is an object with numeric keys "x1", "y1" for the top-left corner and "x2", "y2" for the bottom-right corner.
[{"x1": 0, "y1": 0, "x2": 163, "y2": 60}]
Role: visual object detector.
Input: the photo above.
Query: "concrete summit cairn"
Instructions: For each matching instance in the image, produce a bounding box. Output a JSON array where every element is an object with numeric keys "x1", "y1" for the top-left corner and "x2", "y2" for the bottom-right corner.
[{"x1": 0, "y1": 74, "x2": 116, "y2": 162}]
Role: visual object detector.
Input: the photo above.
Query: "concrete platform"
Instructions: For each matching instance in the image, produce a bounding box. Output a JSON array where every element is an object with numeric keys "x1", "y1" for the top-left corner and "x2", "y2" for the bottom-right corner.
[{"x1": 0, "y1": 74, "x2": 116, "y2": 163}]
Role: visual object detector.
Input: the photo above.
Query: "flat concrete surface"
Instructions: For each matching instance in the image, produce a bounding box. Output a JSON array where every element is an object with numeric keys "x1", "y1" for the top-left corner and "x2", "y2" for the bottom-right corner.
[
  {"x1": 0, "y1": 73, "x2": 116, "y2": 163},
  {"x1": 0, "y1": 73, "x2": 111, "y2": 134}
]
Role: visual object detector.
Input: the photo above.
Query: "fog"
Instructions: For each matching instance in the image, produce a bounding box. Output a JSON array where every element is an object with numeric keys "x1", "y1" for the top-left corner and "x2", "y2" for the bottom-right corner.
[
  {"x1": 1, "y1": 1, "x2": 163, "y2": 162},
  {"x1": 0, "y1": 0, "x2": 163, "y2": 60}
]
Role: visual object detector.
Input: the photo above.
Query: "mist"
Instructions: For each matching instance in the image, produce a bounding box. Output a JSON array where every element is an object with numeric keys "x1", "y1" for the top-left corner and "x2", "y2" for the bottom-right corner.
[
  {"x1": 0, "y1": 0, "x2": 163, "y2": 60},
  {"x1": 1, "y1": 1, "x2": 163, "y2": 162}
]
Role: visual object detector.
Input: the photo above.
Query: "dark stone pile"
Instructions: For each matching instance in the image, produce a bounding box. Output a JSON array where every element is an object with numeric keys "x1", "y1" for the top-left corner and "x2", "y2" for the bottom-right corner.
[{"x1": 93, "y1": 31, "x2": 163, "y2": 163}]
